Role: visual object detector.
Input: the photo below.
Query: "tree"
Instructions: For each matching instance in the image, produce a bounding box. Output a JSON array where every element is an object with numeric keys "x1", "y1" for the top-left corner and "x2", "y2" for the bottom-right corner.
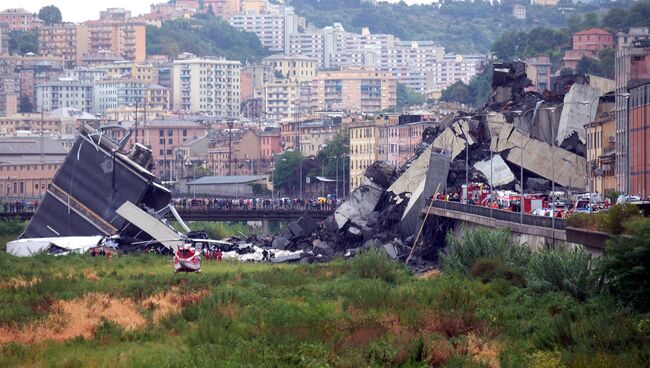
[
  {"x1": 273, "y1": 150, "x2": 304, "y2": 195},
  {"x1": 396, "y1": 83, "x2": 426, "y2": 110},
  {"x1": 8, "y1": 30, "x2": 38, "y2": 55},
  {"x1": 598, "y1": 218, "x2": 650, "y2": 311},
  {"x1": 38, "y1": 5, "x2": 62, "y2": 25},
  {"x1": 318, "y1": 132, "x2": 350, "y2": 196},
  {"x1": 18, "y1": 95, "x2": 33, "y2": 113},
  {"x1": 440, "y1": 81, "x2": 470, "y2": 104}
]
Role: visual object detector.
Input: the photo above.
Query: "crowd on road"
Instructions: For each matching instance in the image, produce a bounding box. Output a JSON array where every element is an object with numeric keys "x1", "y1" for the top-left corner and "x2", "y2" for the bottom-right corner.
[{"x1": 173, "y1": 196, "x2": 339, "y2": 211}]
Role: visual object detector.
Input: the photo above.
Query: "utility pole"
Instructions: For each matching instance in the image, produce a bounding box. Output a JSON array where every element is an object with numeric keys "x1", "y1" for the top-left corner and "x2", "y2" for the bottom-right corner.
[
  {"x1": 135, "y1": 99, "x2": 139, "y2": 144},
  {"x1": 143, "y1": 95, "x2": 147, "y2": 145},
  {"x1": 228, "y1": 120, "x2": 233, "y2": 176}
]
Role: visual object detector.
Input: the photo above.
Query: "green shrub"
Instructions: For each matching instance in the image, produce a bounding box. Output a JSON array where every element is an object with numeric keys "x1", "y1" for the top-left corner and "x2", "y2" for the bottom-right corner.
[
  {"x1": 527, "y1": 247, "x2": 596, "y2": 300},
  {"x1": 348, "y1": 248, "x2": 405, "y2": 284},
  {"x1": 565, "y1": 213, "x2": 598, "y2": 230},
  {"x1": 528, "y1": 350, "x2": 565, "y2": 368},
  {"x1": 441, "y1": 227, "x2": 531, "y2": 274},
  {"x1": 598, "y1": 219, "x2": 650, "y2": 311},
  {"x1": 469, "y1": 258, "x2": 525, "y2": 287},
  {"x1": 597, "y1": 204, "x2": 640, "y2": 235}
]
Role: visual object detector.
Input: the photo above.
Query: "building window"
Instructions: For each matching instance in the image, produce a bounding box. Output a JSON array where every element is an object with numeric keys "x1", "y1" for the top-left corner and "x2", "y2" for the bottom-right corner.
[
  {"x1": 159, "y1": 129, "x2": 164, "y2": 137},
  {"x1": 168, "y1": 129, "x2": 173, "y2": 137},
  {"x1": 168, "y1": 138, "x2": 173, "y2": 144}
]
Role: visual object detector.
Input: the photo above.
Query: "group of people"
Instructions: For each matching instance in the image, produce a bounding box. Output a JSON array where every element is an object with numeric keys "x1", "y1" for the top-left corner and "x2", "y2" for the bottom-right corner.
[
  {"x1": 172, "y1": 196, "x2": 338, "y2": 211},
  {"x1": 2, "y1": 199, "x2": 39, "y2": 213}
]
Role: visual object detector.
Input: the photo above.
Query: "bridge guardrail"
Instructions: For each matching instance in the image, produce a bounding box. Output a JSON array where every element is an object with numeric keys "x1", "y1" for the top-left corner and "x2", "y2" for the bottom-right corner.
[{"x1": 431, "y1": 200, "x2": 565, "y2": 230}]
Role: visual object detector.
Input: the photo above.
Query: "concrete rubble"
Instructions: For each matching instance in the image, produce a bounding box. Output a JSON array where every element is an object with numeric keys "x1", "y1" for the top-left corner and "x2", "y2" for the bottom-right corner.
[{"x1": 7, "y1": 61, "x2": 608, "y2": 270}]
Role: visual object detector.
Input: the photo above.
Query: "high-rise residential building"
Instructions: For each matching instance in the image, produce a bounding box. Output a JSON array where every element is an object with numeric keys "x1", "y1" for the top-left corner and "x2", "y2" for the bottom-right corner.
[
  {"x1": 628, "y1": 82, "x2": 650, "y2": 197},
  {"x1": 229, "y1": 5, "x2": 303, "y2": 53},
  {"x1": 35, "y1": 79, "x2": 94, "y2": 113},
  {"x1": 38, "y1": 24, "x2": 90, "y2": 68},
  {"x1": 308, "y1": 69, "x2": 396, "y2": 113},
  {"x1": 564, "y1": 28, "x2": 613, "y2": 69},
  {"x1": 615, "y1": 38, "x2": 650, "y2": 193},
  {"x1": 0, "y1": 8, "x2": 43, "y2": 32},
  {"x1": 240, "y1": 64, "x2": 271, "y2": 101},
  {"x1": 171, "y1": 56, "x2": 241, "y2": 118},
  {"x1": 0, "y1": 22, "x2": 8, "y2": 55},
  {"x1": 94, "y1": 79, "x2": 169, "y2": 114},
  {"x1": 262, "y1": 54, "x2": 317, "y2": 82},
  {"x1": 15, "y1": 55, "x2": 65, "y2": 109},
  {"x1": 84, "y1": 8, "x2": 146, "y2": 62},
  {"x1": 288, "y1": 24, "x2": 485, "y2": 94},
  {"x1": 263, "y1": 79, "x2": 300, "y2": 122},
  {"x1": 0, "y1": 59, "x2": 17, "y2": 117}
]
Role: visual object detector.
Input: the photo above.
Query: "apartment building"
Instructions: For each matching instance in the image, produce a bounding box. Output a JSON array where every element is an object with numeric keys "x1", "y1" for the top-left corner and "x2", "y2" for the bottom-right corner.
[
  {"x1": 629, "y1": 82, "x2": 650, "y2": 198},
  {"x1": 84, "y1": 8, "x2": 146, "y2": 62},
  {"x1": 203, "y1": 0, "x2": 240, "y2": 18},
  {"x1": 348, "y1": 119, "x2": 385, "y2": 191},
  {"x1": 262, "y1": 54, "x2": 316, "y2": 82},
  {"x1": 0, "y1": 22, "x2": 8, "y2": 55},
  {"x1": 0, "y1": 59, "x2": 17, "y2": 117},
  {"x1": 14, "y1": 55, "x2": 65, "y2": 108},
  {"x1": 308, "y1": 69, "x2": 396, "y2": 113},
  {"x1": 0, "y1": 113, "x2": 66, "y2": 137},
  {"x1": 564, "y1": 28, "x2": 613, "y2": 69},
  {"x1": 259, "y1": 127, "x2": 281, "y2": 160},
  {"x1": 208, "y1": 129, "x2": 260, "y2": 176},
  {"x1": 105, "y1": 61, "x2": 156, "y2": 82},
  {"x1": 35, "y1": 79, "x2": 94, "y2": 113},
  {"x1": 229, "y1": 5, "x2": 303, "y2": 53},
  {"x1": 38, "y1": 23, "x2": 90, "y2": 68},
  {"x1": 0, "y1": 8, "x2": 43, "y2": 32},
  {"x1": 94, "y1": 79, "x2": 169, "y2": 114},
  {"x1": 615, "y1": 38, "x2": 650, "y2": 193},
  {"x1": 241, "y1": 0, "x2": 270, "y2": 14},
  {"x1": 263, "y1": 79, "x2": 300, "y2": 122},
  {"x1": 585, "y1": 98, "x2": 616, "y2": 197},
  {"x1": 172, "y1": 56, "x2": 241, "y2": 118},
  {"x1": 298, "y1": 118, "x2": 340, "y2": 157},
  {"x1": 525, "y1": 56, "x2": 552, "y2": 93},
  {"x1": 513, "y1": 4, "x2": 526, "y2": 20}
]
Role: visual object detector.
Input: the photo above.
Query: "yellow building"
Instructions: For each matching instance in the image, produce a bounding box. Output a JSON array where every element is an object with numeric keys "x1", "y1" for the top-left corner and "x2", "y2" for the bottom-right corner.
[
  {"x1": 106, "y1": 61, "x2": 155, "y2": 83},
  {"x1": 348, "y1": 118, "x2": 389, "y2": 191},
  {"x1": 586, "y1": 101, "x2": 616, "y2": 197},
  {"x1": 310, "y1": 68, "x2": 397, "y2": 113},
  {"x1": 38, "y1": 24, "x2": 89, "y2": 68},
  {"x1": 262, "y1": 54, "x2": 317, "y2": 83}
]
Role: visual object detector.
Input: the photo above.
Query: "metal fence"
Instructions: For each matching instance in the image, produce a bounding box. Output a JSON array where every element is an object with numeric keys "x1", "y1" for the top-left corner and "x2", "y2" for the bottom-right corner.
[{"x1": 431, "y1": 200, "x2": 566, "y2": 230}]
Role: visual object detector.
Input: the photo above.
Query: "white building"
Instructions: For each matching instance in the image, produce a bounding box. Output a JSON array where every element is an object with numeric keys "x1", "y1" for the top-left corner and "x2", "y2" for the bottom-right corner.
[
  {"x1": 171, "y1": 56, "x2": 241, "y2": 118},
  {"x1": 513, "y1": 5, "x2": 526, "y2": 20},
  {"x1": 263, "y1": 79, "x2": 299, "y2": 121},
  {"x1": 229, "y1": 5, "x2": 304, "y2": 53},
  {"x1": 35, "y1": 79, "x2": 94, "y2": 113}
]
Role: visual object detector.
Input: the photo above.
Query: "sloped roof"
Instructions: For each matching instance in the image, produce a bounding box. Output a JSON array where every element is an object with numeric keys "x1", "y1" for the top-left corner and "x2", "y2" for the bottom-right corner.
[{"x1": 0, "y1": 137, "x2": 67, "y2": 156}]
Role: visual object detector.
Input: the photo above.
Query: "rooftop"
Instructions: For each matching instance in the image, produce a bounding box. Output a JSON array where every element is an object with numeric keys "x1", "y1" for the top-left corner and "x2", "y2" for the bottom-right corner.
[
  {"x1": 188, "y1": 175, "x2": 266, "y2": 185},
  {"x1": 574, "y1": 28, "x2": 612, "y2": 36},
  {"x1": 0, "y1": 137, "x2": 67, "y2": 156}
]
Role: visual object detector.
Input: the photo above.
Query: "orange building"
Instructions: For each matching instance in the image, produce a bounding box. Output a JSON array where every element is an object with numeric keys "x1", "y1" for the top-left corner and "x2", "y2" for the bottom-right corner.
[
  {"x1": 564, "y1": 28, "x2": 613, "y2": 69},
  {"x1": 0, "y1": 8, "x2": 43, "y2": 32},
  {"x1": 259, "y1": 128, "x2": 281, "y2": 160},
  {"x1": 84, "y1": 9, "x2": 146, "y2": 62},
  {"x1": 38, "y1": 24, "x2": 90, "y2": 68},
  {"x1": 0, "y1": 137, "x2": 67, "y2": 198}
]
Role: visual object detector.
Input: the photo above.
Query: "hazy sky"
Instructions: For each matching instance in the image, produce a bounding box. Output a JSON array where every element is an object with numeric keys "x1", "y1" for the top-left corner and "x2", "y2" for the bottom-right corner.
[{"x1": 16, "y1": 0, "x2": 436, "y2": 23}]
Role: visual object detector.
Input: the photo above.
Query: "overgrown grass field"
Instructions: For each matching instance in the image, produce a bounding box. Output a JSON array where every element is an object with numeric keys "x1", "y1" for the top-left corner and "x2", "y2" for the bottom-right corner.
[{"x1": 0, "y1": 249, "x2": 648, "y2": 368}]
